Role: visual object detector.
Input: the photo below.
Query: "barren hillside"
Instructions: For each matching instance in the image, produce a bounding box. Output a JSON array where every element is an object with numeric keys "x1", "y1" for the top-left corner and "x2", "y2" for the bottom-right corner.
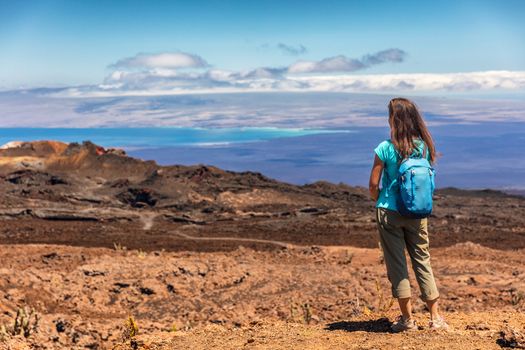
[{"x1": 0, "y1": 141, "x2": 524, "y2": 349}]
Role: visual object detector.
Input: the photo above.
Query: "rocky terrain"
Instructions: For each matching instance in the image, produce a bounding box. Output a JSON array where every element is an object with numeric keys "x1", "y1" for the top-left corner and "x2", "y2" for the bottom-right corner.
[{"x1": 0, "y1": 141, "x2": 524, "y2": 349}]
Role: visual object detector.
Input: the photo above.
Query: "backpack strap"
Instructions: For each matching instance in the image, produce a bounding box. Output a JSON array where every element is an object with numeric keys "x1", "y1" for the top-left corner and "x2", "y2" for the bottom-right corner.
[
  {"x1": 392, "y1": 141, "x2": 424, "y2": 164},
  {"x1": 409, "y1": 140, "x2": 427, "y2": 160},
  {"x1": 394, "y1": 147, "x2": 403, "y2": 166},
  {"x1": 385, "y1": 177, "x2": 397, "y2": 198}
]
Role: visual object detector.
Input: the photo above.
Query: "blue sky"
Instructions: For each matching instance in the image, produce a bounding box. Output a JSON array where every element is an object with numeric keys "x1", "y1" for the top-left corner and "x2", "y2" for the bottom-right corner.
[{"x1": 0, "y1": 0, "x2": 524, "y2": 89}]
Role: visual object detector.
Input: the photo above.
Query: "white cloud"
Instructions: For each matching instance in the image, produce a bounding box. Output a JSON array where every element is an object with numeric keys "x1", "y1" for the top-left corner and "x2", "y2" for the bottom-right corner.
[
  {"x1": 277, "y1": 43, "x2": 308, "y2": 56},
  {"x1": 288, "y1": 49, "x2": 406, "y2": 74},
  {"x1": 102, "y1": 49, "x2": 408, "y2": 92},
  {"x1": 289, "y1": 71, "x2": 525, "y2": 92},
  {"x1": 6, "y1": 50, "x2": 525, "y2": 99},
  {"x1": 64, "y1": 70, "x2": 525, "y2": 97},
  {"x1": 288, "y1": 55, "x2": 365, "y2": 73},
  {"x1": 110, "y1": 52, "x2": 209, "y2": 69},
  {"x1": 362, "y1": 48, "x2": 406, "y2": 65}
]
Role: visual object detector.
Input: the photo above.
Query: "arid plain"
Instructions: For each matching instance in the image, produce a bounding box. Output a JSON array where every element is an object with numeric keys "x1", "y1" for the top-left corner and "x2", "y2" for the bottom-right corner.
[{"x1": 1, "y1": 141, "x2": 524, "y2": 349}]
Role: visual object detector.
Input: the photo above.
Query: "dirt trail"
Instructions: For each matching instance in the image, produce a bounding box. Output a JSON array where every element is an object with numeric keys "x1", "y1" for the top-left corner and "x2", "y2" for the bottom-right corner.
[
  {"x1": 172, "y1": 227, "x2": 297, "y2": 249},
  {"x1": 171, "y1": 227, "x2": 381, "y2": 253}
]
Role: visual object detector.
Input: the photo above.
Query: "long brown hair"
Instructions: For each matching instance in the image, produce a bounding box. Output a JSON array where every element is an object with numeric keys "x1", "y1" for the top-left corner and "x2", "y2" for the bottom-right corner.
[{"x1": 388, "y1": 97, "x2": 436, "y2": 164}]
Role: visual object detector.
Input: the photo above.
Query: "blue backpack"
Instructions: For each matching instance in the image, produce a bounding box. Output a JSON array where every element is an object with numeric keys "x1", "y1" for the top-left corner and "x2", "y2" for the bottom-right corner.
[{"x1": 387, "y1": 144, "x2": 435, "y2": 219}]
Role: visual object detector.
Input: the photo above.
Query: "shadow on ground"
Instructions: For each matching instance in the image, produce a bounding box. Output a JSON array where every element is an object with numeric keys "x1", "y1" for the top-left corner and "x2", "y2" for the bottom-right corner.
[{"x1": 325, "y1": 317, "x2": 392, "y2": 333}]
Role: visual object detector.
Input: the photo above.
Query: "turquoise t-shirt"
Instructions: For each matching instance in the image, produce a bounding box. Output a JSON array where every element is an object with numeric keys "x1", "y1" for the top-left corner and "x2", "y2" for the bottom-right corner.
[{"x1": 374, "y1": 139, "x2": 430, "y2": 211}]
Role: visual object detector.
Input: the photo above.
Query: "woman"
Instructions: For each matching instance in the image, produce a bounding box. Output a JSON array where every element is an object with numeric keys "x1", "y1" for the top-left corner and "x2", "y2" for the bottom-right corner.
[{"x1": 368, "y1": 97, "x2": 448, "y2": 332}]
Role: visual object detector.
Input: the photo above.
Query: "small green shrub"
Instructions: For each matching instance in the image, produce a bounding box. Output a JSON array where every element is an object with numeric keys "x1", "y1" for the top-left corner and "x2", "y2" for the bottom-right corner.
[
  {"x1": 124, "y1": 315, "x2": 138, "y2": 339},
  {"x1": 113, "y1": 242, "x2": 127, "y2": 252},
  {"x1": 288, "y1": 300, "x2": 314, "y2": 324},
  {"x1": 136, "y1": 249, "x2": 147, "y2": 259},
  {"x1": 0, "y1": 307, "x2": 39, "y2": 339},
  {"x1": 302, "y1": 303, "x2": 312, "y2": 325},
  {"x1": 375, "y1": 279, "x2": 394, "y2": 314}
]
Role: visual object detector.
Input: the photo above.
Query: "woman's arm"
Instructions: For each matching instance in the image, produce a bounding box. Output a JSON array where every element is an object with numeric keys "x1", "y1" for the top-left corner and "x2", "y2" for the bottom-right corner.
[{"x1": 369, "y1": 154, "x2": 384, "y2": 201}]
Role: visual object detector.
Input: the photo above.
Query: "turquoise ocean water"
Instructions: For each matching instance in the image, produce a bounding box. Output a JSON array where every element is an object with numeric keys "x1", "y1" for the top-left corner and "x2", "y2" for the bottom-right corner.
[
  {"x1": 0, "y1": 125, "x2": 524, "y2": 191},
  {"x1": 0, "y1": 127, "x2": 346, "y2": 150}
]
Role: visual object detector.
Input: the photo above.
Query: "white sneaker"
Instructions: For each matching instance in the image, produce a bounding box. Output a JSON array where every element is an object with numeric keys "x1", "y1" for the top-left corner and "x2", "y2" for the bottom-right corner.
[
  {"x1": 391, "y1": 315, "x2": 417, "y2": 333},
  {"x1": 429, "y1": 316, "x2": 449, "y2": 331}
]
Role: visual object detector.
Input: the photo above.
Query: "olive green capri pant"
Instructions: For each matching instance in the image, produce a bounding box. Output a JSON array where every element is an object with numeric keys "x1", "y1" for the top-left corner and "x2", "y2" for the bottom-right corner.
[{"x1": 375, "y1": 207, "x2": 439, "y2": 301}]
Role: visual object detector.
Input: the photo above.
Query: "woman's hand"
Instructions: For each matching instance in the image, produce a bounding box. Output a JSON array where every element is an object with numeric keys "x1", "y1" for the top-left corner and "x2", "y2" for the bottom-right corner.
[{"x1": 369, "y1": 154, "x2": 384, "y2": 201}]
